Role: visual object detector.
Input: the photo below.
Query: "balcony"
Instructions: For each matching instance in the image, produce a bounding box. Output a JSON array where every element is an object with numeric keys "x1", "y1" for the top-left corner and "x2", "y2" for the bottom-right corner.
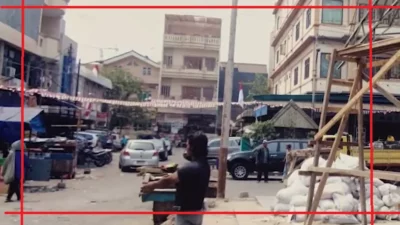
[
  {"x1": 162, "y1": 65, "x2": 218, "y2": 81},
  {"x1": 42, "y1": 0, "x2": 67, "y2": 17},
  {"x1": 38, "y1": 34, "x2": 60, "y2": 59},
  {"x1": 164, "y1": 34, "x2": 220, "y2": 51}
]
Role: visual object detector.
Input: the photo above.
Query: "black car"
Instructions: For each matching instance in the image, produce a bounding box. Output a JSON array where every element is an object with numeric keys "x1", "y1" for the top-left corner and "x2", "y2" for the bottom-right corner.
[{"x1": 227, "y1": 139, "x2": 309, "y2": 180}]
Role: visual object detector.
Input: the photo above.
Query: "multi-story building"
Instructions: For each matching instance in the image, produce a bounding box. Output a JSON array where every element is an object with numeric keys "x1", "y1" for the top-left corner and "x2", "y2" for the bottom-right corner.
[
  {"x1": 0, "y1": 0, "x2": 78, "y2": 95},
  {"x1": 158, "y1": 14, "x2": 222, "y2": 131},
  {"x1": 77, "y1": 65, "x2": 112, "y2": 126},
  {"x1": 94, "y1": 50, "x2": 161, "y2": 100},
  {"x1": 269, "y1": 0, "x2": 400, "y2": 96}
]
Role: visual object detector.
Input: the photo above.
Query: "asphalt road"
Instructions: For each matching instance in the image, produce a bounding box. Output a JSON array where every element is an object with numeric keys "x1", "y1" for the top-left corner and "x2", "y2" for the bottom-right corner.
[{"x1": 0, "y1": 147, "x2": 284, "y2": 225}]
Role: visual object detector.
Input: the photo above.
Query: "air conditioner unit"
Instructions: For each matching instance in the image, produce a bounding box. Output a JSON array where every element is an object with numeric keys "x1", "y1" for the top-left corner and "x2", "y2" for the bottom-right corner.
[{"x1": 5, "y1": 67, "x2": 16, "y2": 78}]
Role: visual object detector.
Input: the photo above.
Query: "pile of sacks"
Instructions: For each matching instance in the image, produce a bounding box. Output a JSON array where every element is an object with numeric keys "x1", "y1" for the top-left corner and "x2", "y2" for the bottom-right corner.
[{"x1": 273, "y1": 153, "x2": 400, "y2": 224}]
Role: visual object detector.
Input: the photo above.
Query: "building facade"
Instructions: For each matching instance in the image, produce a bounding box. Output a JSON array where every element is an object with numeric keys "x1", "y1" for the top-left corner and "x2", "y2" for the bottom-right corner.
[
  {"x1": 96, "y1": 50, "x2": 161, "y2": 100},
  {"x1": 0, "y1": 0, "x2": 78, "y2": 95},
  {"x1": 269, "y1": 0, "x2": 400, "y2": 96},
  {"x1": 216, "y1": 62, "x2": 268, "y2": 131},
  {"x1": 157, "y1": 14, "x2": 222, "y2": 130}
]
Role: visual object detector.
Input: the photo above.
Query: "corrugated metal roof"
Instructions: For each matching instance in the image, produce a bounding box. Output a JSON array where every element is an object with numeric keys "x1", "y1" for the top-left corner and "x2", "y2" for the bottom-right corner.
[
  {"x1": 0, "y1": 107, "x2": 43, "y2": 122},
  {"x1": 80, "y1": 66, "x2": 113, "y2": 89}
]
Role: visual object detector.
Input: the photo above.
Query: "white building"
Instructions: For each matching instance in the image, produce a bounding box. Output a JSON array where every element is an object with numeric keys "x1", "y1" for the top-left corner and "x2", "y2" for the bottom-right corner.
[
  {"x1": 0, "y1": 0, "x2": 78, "y2": 94},
  {"x1": 269, "y1": 0, "x2": 400, "y2": 96},
  {"x1": 157, "y1": 14, "x2": 222, "y2": 129}
]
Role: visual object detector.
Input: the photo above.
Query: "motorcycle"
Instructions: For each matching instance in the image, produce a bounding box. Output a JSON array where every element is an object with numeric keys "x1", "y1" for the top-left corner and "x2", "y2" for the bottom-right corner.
[
  {"x1": 94, "y1": 148, "x2": 113, "y2": 164},
  {"x1": 78, "y1": 144, "x2": 108, "y2": 167}
]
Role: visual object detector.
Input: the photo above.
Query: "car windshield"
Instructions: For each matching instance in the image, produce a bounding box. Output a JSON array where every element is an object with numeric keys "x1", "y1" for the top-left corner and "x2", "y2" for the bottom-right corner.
[
  {"x1": 137, "y1": 134, "x2": 154, "y2": 140},
  {"x1": 127, "y1": 142, "x2": 154, "y2": 151},
  {"x1": 77, "y1": 133, "x2": 94, "y2": 140}
]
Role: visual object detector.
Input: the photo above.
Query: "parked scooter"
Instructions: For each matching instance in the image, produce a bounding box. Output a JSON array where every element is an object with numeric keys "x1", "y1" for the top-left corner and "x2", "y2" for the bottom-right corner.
[{"x1": 78, "y1": 143, "x2": 108, "y2": 167}]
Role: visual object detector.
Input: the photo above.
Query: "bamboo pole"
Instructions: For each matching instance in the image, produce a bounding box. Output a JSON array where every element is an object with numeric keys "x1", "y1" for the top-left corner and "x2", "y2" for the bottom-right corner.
[{"x1": 314, "y1": 49, "x2": 400, "y2": 140}]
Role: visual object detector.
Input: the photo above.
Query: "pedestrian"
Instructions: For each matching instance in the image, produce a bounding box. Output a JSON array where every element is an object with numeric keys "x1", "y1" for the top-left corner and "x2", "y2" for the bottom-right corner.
[
  {"x1": 2, "y1": 140, "x2": 28, "y2": 203},
  {"x1": 120, "y1": 135, "x2": 128, "y2": 149},
  {"x1": 282, "y1": 144, "x2": 292, "y2": 182},
  {"x1": 141, "y1": 131, "x2": 210, "y2": 225},
  {"x1": 254, "y1": 140, "x2": 270, "y2": 183}
]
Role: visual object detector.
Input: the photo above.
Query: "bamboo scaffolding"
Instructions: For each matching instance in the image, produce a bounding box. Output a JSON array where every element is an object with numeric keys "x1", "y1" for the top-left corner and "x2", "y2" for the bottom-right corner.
[{"x1": 304, "y1": 38, "x2": 400, "y2": 225}]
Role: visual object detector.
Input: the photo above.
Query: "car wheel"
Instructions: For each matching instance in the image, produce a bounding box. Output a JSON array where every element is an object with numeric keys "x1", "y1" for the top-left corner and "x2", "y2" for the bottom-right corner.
[
  {"x1": 231, "y1": 163, "x2": 249, "y2": 180},
  {"x1": 120, "y1": 166, "x2": 130, "y2": 172},
  {"x1": 168, "y1": 149, "x2": 172, "y2": 156}
]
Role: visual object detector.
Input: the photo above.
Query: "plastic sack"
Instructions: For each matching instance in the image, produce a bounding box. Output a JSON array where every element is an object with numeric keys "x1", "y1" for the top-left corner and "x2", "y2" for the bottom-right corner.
[
  {"x1": 332, "y1": 193, "x2": 358, "y2": 212},
  {"x1": 287, "y1": 170, "x2": 300, "y2": 187},
  {"x1": 382, "y1": 193, "x2": 400, "y2": 207},
  {"x1": 328, "y1": 215, "x2": 360, "y2": 224},
  {"x1": 378, "y1": 183, "x2": 397, "y2": 196},
  {"x1": 276, "y1": 181, "x2": 308, "y2": 204},
  {"x1": 290, "y1": 206, "x2": 323, "y2": 222},
  {"x1": 273, "y1": 203, "x2": 290, "y2": 212},
  {"x1": 319, "y1": 199, "x2": 336, "y2": 211},
  {"x1": 299, "y1": 157, "x2": 326, "y2": 186},
  {"x1": 289, "y1": 195, "x2": 308, "y2": 207},
  {"x1": 377, "y1": 206, "x2": 395, "y2": 220},
  {"x1": 335, "y1": 153, "x2": 362, "y2": 170},
  {"x1": 315, "y1": 182, "x2": 351, "y2": 200}
]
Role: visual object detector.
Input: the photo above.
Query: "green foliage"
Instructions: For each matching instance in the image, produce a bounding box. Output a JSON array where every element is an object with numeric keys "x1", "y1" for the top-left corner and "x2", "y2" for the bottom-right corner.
[
  {"x1": 244, "y1": 121, "x2": 278, "y2": 142},
  {"x1": 102, "y1": 68, "x2": 149, "y2": 130},
  {"x1": 245, "y1": 73, "x2": 270, "y2": 101}
]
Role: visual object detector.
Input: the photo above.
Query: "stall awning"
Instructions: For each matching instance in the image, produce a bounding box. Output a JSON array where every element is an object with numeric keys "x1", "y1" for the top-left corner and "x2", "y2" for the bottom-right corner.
[{"x1": 0, "y1": 107, "x2": 45, "y2": 143}]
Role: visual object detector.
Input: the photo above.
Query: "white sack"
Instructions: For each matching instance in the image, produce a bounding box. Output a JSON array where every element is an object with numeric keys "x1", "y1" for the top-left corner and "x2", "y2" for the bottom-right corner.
[
  {"x1": 273, "y1": 203, "x2": 290, "y2": 212},
  {"x1": 382, "y1": 193, "x2": 400, "y2": 207},
  {"x1": 299, "y1": 157, "x2": 326, "y2": 186},
  {"x1": 287, "y1": 170, "x2": 300, "y2": 187},
  {"x1": 332, "y1": 193, "x2": 358, "y2": 212},
  {"x1": 389, "y1": 206, "x2": 399, "y2": 220},
  {"x1": 290, "y1": 206, "x2": 323, "y2": 223},
  {"x1": 378, "y1": 183, "x2": 398, "y2": 196},
  {"x1": 319, "y1": 199, "x2": 336, "y2": 211},
  {"x1": 315, "y1": 182, "x2": 351, "y2": 200},
  {"x1": 377, "y1": 206, "x2": 396, "y2": 220},
  {"x1": 326, "y1": 209, "x2": 359, "y2": 224},
  {"x1": 276, "y1": 181, "x2": 308, "y2": 204},
  {"x1": 289, "y1": 195, "x2": 308, "y2": 207}
]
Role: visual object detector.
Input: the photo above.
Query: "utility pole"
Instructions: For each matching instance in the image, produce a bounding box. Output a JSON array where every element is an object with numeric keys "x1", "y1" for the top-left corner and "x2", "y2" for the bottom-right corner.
[
  {"x1": 217, "y1": 0, "x2": 238, "y2": 199},
  {"x1": 75, "y1": 59, "x2": 82, "y2": 132}
]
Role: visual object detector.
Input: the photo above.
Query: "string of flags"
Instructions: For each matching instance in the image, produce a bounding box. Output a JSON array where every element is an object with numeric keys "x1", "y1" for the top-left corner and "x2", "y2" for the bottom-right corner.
[
  {"x1": 1, "y1": 85, "x2": 399, "y2": 113},
  {"x1": 0, "y1": 86, "x2": 260, "y2": 109}
]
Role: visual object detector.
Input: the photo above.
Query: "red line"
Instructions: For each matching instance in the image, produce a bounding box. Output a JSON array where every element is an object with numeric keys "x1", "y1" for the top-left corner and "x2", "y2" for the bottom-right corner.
[
  {"x1": 20, "y1": 0, "x2": 25, "y2": 224},
  {"x1": 0, "y1": 5, "x2": 371, "y2": 9},
  {"x1": 4, "y1": 211, "x2": 373, "y2": 215},
  {"x1": 368, "y1": 1, "x2": 375, "y2": 225},
  {"x1": 5, "y1": 0, "x2": 387, "y2": 219}
]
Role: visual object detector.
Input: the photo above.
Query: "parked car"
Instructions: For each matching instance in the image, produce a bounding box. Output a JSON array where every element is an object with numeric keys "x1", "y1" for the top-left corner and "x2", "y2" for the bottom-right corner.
[
  {"x1": 136, "y1": 134, "x2": 168, "y2": 161},
  {"x1": 227, "y1": 139, "x2": 309, "y2": 180},
  {"x1": 207, "y1": 137, "x2": 241, "y2": 159},
  {"x1": 111, "y1": 133, "x2": 122, "y2": 150},
  {"x1": 85, "y1": 130, "x2": 113, "y2": 149},
  {"x1": 119, "y1": 140, "x2": 160, "y2": 172},
  {"x1": 75, "y1": 132, "x2": 99, "y2": 148}
]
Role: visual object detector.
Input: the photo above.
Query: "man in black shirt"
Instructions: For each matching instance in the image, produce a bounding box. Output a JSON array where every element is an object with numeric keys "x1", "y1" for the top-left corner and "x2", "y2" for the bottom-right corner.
[{"x1": 141, "y1": 131, "x2": 210, "y2": 225}]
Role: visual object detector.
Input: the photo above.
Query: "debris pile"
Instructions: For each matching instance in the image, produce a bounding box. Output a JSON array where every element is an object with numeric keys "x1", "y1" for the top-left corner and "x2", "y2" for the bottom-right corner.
[{"x1": 273, "y1": 154, "x2": 400, "y2": 224}]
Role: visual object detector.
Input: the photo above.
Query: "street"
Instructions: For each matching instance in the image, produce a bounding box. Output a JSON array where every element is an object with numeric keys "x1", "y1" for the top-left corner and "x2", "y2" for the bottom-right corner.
[{"x1": 0, "y1": 147, "x2": 284, "y2": 225}]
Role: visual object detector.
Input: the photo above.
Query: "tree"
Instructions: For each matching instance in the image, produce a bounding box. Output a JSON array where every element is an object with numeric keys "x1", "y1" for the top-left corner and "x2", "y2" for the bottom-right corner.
[
  {"x1": 244, "y1": 121, "x2": 278, "y2": 142},
  {"x1": 245, "y1": 73, "x2": 270, "y2": 101},
  {"x1": 102, "y1": 67, "x2": 149, "y2": 130}
]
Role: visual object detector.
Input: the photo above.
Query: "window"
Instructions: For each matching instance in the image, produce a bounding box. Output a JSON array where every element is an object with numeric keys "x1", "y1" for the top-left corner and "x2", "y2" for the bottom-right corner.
[
  {"x1": 266, "y1": 142, "x2": 278, "y2": 153},
  {"x1": 229, "y1": 140, "x2": 238, "y2": 147},
  {"x1": 182, "y1": 86, "x2": 201, "y2": 100},
  {"x1": 320, "y1": 53, "x2": 342, "y2": 79},
  {"x1": 322, "y1": 0, "x2": 343, "y2": 25},
  {"x1": 147, "y1": 67, "x2": 151, "y2": 75},
  {"x1": 161, "y1": 85, "x2": 171, "y2": 97},
  {"x1": 295, "y1": 22, "x2": 300, "y2": 41},
  {"x1": 275, "y1": 84, "x2": 278, "y2": 94},
  {"x1": 205, "y1": 58, "x2": 216, "y2": 71},
  {"x1": 280, "y1": 41, "x2": 286, "y2": 55},
  {"x1": 184, "y1": 56, "x2": 202, "y2": 70},
  {"x1": 305, "y1": 8, "x2": 311, "y2": 28},
  {"x1": 209, "y1": 140, "x2": 220, "y2": 148},
  {"x1": 294, "y1": 67, "x2": 299, "y2": 85},
  {"x1": 304, "y1": 58, "x2": 310, "y2": 79},
  {"x1": 203, "y1": 87, "x2": 214, "y2": 101},
  {"x1": 276, "y1": 16, "x2": 280, "y2": 29},
  {"x1": 142, "y1": 67, "x2": 146, "y2": 75},
  {"x1": 276, "y1": 50, "x2": 280, "y2": 63},
  {"x1": 164, "y1": 55, "x2": 173, "y2": 67}
]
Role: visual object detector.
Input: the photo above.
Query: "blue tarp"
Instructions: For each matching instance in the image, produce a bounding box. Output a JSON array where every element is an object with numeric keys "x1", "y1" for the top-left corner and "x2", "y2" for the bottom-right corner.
[{"x1": 0, "y1": 107, "x2": 46, "y2": 143}]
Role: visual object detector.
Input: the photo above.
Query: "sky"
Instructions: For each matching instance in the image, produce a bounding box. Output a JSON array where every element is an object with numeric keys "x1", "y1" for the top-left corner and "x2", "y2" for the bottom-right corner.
[{"x1": 64, "y1": 0, "x2": 275, "y2": 66}]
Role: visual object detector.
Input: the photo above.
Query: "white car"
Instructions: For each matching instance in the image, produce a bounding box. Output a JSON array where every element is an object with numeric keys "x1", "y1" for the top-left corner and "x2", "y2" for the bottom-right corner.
[
  {"x1": 76, "y1": 132, "x2": 99, "y2": 148},
  {"x1": 119, "y1": 140, "x2": 160, "y2": 172}
]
